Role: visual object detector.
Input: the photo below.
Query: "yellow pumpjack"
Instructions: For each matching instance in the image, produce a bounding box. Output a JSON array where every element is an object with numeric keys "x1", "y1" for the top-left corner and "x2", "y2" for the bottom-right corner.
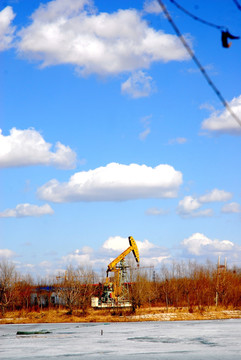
[{"x1": 91, "y1": 236, "x2": 139, "y2": 308}]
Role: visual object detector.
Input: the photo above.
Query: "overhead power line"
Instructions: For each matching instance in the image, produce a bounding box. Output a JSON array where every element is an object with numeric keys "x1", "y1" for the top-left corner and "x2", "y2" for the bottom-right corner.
[
  {"x1": 169, "y1": 0, "x2": 225, "y2": 30},
  {"x1": 168, "y1": 0, "x2": 240, "y2": 48},
  {"x1": 233, "y1": 0, "x2": 241, "y2": 11},
  {"x1": 157, "y1": 0, "x2": 241, "y2": 128}
]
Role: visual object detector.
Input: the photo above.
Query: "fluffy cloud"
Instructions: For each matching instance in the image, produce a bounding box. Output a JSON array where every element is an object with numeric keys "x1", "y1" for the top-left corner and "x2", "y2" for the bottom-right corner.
[
  {"x1": 17, "y1": 0, "x2": 188, "y2": 75},
  {"x1": 177, "y1": 189, "x2": 233, "y2": 217},
  {"x1": 102, "y1": 236, "x2": 130, "y2": 252},
  {"x1": 57, "y1": 235, "x2": 165, "y2": 271},
  {"x1": 61, "y1": 250, "x2": 91, "y2": 266},
  {"x1": 201, "y1": 95, "x2": 241, "y2": 135},
  {"x1": 121, "y1": 71, "x2": 154, "y2": 98},
  {"x1": 0, "y1": 203, "x2": 54, "y2": 218},
  {"x1": 182, "y1": 232, "x2": 234, "y2": 256},
  {"x1": 177, "y1": 195, "x2": 206, "y2": 217},
  {"x1": 199, "y1": 189, "x2": 232, "y2": 203},
  {"x1": 143, "y1": 0, "x2": 162, "y2": 14},
  {"x1": 102, "y1": 236, "x2": 171, "y2": 269},
  {"x1": 0, "y1": 128, "x2": 77, "y2": 169},
  {"x1": 221, "y1": 202, "x2": 241, "y2": 214},
  {"x1": 102, "y1": 236, "x2": 155, "y2": 254},
  {"x1": 37, "y1": 162, "x2": 183, "y2": 203},
  {"x1": 0, "y1": 6, "x2": 15, "y2": 51},
  {"x1": 0, "y1": 249, "x2": 16, "y2": 258}
]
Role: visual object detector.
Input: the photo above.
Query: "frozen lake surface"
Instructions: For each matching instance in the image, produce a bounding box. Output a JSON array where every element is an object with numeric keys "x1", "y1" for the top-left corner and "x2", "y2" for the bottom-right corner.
[{"x1": 1, "y1": 319, "x2": 241, "y2": 359}]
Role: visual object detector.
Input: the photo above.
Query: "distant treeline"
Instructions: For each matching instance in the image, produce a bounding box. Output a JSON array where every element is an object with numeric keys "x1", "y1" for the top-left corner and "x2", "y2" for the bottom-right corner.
[
  {"x1": 1, "y1": 259, "x2": 241, "y2": 316},
  {"x1": 131, "y1": 260, "x2": 241, "y2": 312}
]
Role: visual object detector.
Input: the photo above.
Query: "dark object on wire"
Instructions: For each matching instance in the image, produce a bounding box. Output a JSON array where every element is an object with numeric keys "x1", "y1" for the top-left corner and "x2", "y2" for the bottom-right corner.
[
  {"x1": 157, "y1": 0, "x2": 241, "y2": 128},
  {"x1": 169, "y1": 0, "x2": 240, "y2": 48},
  {"x1": 221, "y1": 30, "x2": 240, "y2": 48}
]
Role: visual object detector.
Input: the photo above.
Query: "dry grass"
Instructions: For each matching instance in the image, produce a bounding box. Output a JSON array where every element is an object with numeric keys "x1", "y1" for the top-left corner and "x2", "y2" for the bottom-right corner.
[{"x1": 1, "y1": 306, "x2": 241, "y2": 324}]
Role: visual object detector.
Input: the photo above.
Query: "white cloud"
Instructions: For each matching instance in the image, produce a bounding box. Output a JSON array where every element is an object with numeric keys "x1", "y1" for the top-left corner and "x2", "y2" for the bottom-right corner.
[
  {"x1": 139, "y1": 127, "x2": 151, "y2": 141},
  {"x1": 102, "y1": 236, "x2": 129, "y2": 252},
  {"x1": 168, "y1": 137, "x2": 187, "y2": 145},
  {"x1": 182, "y1": 232, "x2": 234, "y2": 256},
  {"x1": 81, "y1": 246, "x2": 93, "y2": 254},
  {"x1": 141, "y1": 114, "x2": 152, "y2": 126},
  {"x1": 221, "y1": 202, "x2": 241, "y2": 214},
  {"x1": 39, "y1": 260, "x2": 52, "y2": 268},
  {"x1": 102, "y1": 236, "x2": 155, "y2": 254},
  {"x1": 17, "y1": 0, "x2": 189, "y2": 75},
  {"x1": 57, "y1": 235, "x2": 163, "y2": 273},
  {"x1": 199, "y1": 189, "x2": 232, "y2": 203},
  {"x1": 182, "y1": 233, "x2": 212, "y2": 255},
  {"x1": 143, "y1": 0, "x2": 162, "y2": 14},
  {"x1": 0, "y1": 203, "x2": 54, "y2": 218},
  {"x1": 191, "y1": 209, "x2": 214, "y2": 217},
  {"x1": 149, "y1": 256, "x2": 170, "y2": 265},
  {"x1": 0, "y1": 249, "x2": 16, "y2": 258},
  {"x1": 177, "y1": 195, "x2": 201, "y2": 214},
  {"x1": 62, "y1": 251, "x2": 91, "y2": 266},
  {"x1": 121, "y1": 71, "x2": 154, "y2": 98},
  {"x1": 37, "y1": 162, "x2": 183, "y2": 203},
  {"x1": 0, "y1": 6, "x2": 16, "y2": 51},
  {"x1": 145, "y1": 207, "x2": 169, "y2": 215},
  {"x1": 139, "y1": 114, "x2": 152, "y2": 140},
  {"x1": 178, "y1": 189, "x2": 233, "y2": 217},
  {"x1": 102, "y1": 236, "x2": 170, "y2": 270},
  {"x1": 201, "y1": 95, "x2": 241, "y2": 135},
  {"x1": 178, "y1": 205, "x2": 213, "y2": 218},
  {"x1": 0, "y1": 128, "x2": 77, "y2": 169}
]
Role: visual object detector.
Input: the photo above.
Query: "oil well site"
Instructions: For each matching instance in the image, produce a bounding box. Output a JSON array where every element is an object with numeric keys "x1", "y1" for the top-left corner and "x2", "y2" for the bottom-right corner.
[{"x1": 1, "y1": 236, "x2": 241, "y2": 323}]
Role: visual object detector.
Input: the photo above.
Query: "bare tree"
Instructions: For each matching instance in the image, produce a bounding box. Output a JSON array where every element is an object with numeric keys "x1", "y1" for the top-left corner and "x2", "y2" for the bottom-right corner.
[
  {"x1": 57, "y1": 265, "x2": 96, "y2": 315},
  {"x1": 0, "y1": 260, "x2": 18, "y2": 316},
  {"x1": 129, "y1": 268, "x2": 154, "y2": 312},
  {"x1": 76, "y1": 266, "x2": 96, "y2": 315},
  {"x1": 160, "y1": 264, "x2": 172, "y2": 311},
  {"x1": 15, "y1": 274, "x2": 33, "y2": 310},
  {"x1": 57, "y1": 265, "x2": 81, "y2": 315}
]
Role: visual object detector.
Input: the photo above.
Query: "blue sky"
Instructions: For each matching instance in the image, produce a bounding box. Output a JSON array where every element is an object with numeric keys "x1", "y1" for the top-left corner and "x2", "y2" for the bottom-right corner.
[{"x1": 1, "y1": 0, "x2": 241, "y2": 279}]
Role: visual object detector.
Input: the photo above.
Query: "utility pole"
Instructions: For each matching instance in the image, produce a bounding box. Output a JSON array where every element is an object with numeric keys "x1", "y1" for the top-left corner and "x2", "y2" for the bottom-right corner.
[{"x1": 216, "y1": 256, "x2": 227, "y2": 306}]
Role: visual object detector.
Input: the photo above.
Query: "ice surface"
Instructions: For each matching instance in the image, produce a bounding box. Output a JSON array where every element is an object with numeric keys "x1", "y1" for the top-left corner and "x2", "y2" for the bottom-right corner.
[{"x1": 0, "y1": 319, "x2": 241, "y2": 359}]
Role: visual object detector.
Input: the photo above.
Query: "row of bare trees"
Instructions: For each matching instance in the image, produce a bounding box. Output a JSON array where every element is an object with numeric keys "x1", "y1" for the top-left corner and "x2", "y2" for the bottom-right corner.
[
  {"x1": 130, "y1": 261, "x2": 241, "y2": 311},
  {"x1": 0, "y1": 261, "x2": 99, "y2": 316},
  {"x1": 1, "y1": 259, "x2": 241, "y2": 316}
]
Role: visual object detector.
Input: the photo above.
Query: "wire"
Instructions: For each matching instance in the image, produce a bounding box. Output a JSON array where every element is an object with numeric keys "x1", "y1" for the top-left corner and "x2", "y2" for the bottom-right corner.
[
  {"x1": 157, "y1": 0, "x2": 241, "y2": 128},
  {"x1": 233, "y1": 0, "x2": 241, "y2": 11},
  {"x1": 168, "y1": 0, "x2": 240, "y2": 49},
  {"x1": 169, "y1": 0, "x2": 226, "y2": 30}
]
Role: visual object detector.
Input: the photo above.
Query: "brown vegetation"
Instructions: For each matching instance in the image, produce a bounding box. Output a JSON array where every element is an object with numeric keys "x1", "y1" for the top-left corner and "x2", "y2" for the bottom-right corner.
[
  {"x1": 1, "y1": 306, "x2": 241, "y2": 324},
  {"x1": 1, "y1": 259, "x2": 241, "y2": 324}
]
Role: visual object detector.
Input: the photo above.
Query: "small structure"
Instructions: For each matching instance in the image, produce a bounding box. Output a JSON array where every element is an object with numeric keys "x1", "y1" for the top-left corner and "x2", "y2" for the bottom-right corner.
[{"x1": 30, "y1": 287, "x2": 62, "y2": 308}]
